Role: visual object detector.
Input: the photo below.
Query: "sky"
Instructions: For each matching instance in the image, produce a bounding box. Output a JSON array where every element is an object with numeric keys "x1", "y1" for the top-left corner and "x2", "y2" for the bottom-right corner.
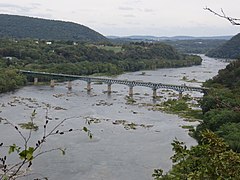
[{"x1": 0, "y1": 0, "x2": 240, "y2": 37}]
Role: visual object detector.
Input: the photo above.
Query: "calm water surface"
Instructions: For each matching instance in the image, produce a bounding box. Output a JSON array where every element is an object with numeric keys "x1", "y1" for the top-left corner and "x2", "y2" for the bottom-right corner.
[{"x1": 0, "y1": 55, "x2": 229, "y2": 180}]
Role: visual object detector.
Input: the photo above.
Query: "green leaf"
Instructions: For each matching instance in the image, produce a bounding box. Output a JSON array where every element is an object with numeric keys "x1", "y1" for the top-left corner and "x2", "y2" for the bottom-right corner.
[
  {"x1": 8, "y1": 144, "x2": 18, "y2": 154},
  {"x1": 2, "y1": 175, "x2": 9, "y2": 180},
  {"x1": 19, "y1": 150, "x2": 27, "y2": 160},
  {"x1": 26, "y1": 153, "x2": 33, "y2": 161},
  {"x1": 28, "y1": 147, "x2": 34, "y2": 154},
  {"x1": 19, "y1": 147, "x2": 34, "y2": 160}
]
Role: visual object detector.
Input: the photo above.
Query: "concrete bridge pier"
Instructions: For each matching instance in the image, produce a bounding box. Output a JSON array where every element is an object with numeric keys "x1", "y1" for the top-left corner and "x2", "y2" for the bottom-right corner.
[
  {"x1": 67, "y1": 81, "x2": 72, "y2": 90},
  {"x1": 107, "y1": 83, "x2": 112, "y2": 94},
  {"x1": 179, "y1": 91, "x2": 183, "y2": 99},
  {"x1": 34, "y1": 77, "x2": 38, "y2": 85},
  {"x1": 87, "y1": 81, "x2": 91, "y2": 92},
  {"x1": 152, "y1": 88, "x2": 157, "y2": 99},
  {"x1": 129, "y1": 85, "x2": 134, "y2": 96},
  {"x1": 50, "y1": 80, "x2": 55, "y2": 87}
]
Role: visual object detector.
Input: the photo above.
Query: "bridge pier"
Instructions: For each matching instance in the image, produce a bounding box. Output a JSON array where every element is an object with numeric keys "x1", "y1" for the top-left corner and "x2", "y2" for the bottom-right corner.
[
  {"x1": 87, "y1": 81, "x2": 91, "y2": 92},
  {"x1": 152, "y1": 88, "x2": 157, "y2": 99},
  {"x1": 129, "y1": 86, "x2": 134, "y2": 96},
  {"x1": 179, "y1": 91, "x2": 183, "y2": 99},
  {"x1": 34, "y1": 78, "x2": 38, "y2": 85},
  {"x1": 50, "y1": 80, "x2": 55, "y2": 87},
  {"x1": 107, "y1": 83, "x2": 112, "y2": 94},
  {"x1": 67, "y1": 81, "x2": 72, "y2": 90},
  {"x1": 20, "y1": 70, "x2": 206, "y2": 97}
]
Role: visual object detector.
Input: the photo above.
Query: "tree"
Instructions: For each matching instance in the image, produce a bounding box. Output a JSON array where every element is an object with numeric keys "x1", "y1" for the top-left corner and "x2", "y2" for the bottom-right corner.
[{"x1": 152, "y1": 130, "x2": 240, "y2": 179}]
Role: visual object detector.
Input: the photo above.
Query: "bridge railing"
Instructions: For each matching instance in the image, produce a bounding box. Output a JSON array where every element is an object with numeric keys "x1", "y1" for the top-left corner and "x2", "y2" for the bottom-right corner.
[{"x1": 19, "y1": 70, "x2": 208, "y2": 93}]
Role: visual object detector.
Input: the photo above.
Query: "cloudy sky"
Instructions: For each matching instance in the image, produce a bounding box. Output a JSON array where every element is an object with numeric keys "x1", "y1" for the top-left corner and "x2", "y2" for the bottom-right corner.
[{"x1": 0, "y1": 0, "x2": 239, "y2": 37}]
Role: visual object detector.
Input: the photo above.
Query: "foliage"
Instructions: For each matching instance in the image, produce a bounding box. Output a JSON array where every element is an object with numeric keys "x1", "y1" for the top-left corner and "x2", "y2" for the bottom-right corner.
[
  {"x1": 110, "y1": 37, "x2": 229, "y2": 54},
  {"x1": 125, "y1": 96, "x2": 137, "y2": 104},
  {"x1": 154, "y1": 59, "x2": 240, "y2": 179},
  {"x1": 164, "y1": 39, "x2": 227, "y2": 54},
  {"x1": 162, "y1": 99, "x2": 189, "y2": 112},
  {"x1": 206, "y1": 33, "x2": 240, "y2": 59},
  {"x1": 0, "y1": 68, "x2": 26, "y2": 93},
  {"x1": 18, "y1": 122, "x2": 39, "y2": 131},
  {"x1": 0, "y1": 14, "x2": 107, "y2": 42},
  {"x1": 195, "y1": 60, "x2": 240, "y2": 152},
  {"x1": 151, "y1": 97, "x2": 203, "y2": 121},
  {"x1": 0, "y1": 109, "x2": 92, "y2": 179},
  {"x1": 207, "y1": 60, "x2": 240, "y2": 89},
  {"x1": 95, "y1": 45, "x2": 123, "y2": 53},
  {"x1": 153, "y1": 130, "x2": 240, "y2": 180},
  {"x1": 0, "y1": 38, "x2": 202, "y2": 92},
  {"x1": 183, "y1": 109, "x2": 203, "y2": 120},
  {"x1": 216, "y1": 123, "x2": 240, "y2": 152}
]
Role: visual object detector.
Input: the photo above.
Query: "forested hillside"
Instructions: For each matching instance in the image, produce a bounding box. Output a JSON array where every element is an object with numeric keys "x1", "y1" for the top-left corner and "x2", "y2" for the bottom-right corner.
[
  {"x1": 0, "y1": 39, "x2": 202, "y2": 75},
  {"x1": 164, "y1": 39, "x2": 227, "y2": 54},
  {"x1": 111, "y1": 38, "x2": 227, "y2": 54},
  {"x1": 206, "y1": 33, "x2": 240, "y2": 58},
  {"x1": 0, "y1": 14, "x2": 107, "y2": 42},
  {"x1": 195, "y1": 60, "x2": 240, "y2": 152}
]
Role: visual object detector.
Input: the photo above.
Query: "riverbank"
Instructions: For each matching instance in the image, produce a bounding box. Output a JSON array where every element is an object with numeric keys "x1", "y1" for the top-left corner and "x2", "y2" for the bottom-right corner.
[
  {"x1": 0, "y1": 55, "x2": 202, "y2": 94},
  {"x1": 0, "y1": 55, "x2": 229, "y2": 180}
]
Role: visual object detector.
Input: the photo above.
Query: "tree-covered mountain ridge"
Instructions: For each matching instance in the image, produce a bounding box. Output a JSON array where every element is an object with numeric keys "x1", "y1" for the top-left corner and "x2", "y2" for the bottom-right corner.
[
  {"x1": 206, "y1": 33, "x2": 240, "y2": 59},
  {"x1": 0, "y1": 14, "x2": 107, "y2": 42}
]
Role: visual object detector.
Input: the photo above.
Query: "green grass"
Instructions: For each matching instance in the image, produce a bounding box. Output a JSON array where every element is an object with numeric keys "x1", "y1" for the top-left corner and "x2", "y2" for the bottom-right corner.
[
  {"x1": 182, "y1": 125, "x2": 194, "y2": 130},
  {"x1": 152, "y1": 98, "x2": 203, "y2": 122},
  {"x1": 96, "y1": 45, "x2": 123, "y2": 53}
]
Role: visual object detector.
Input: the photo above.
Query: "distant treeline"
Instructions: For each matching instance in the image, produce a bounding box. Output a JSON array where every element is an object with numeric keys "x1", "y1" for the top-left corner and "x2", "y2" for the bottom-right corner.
[
  {"x1": 110, "y1": 38, "x2": 228, "y2": 54},
  {"x1": 163, "y1": 39, "x2": 227, "y2": 54},
  {"x1": 206, "y1": 33, "x2": 240, "y2": 59}
]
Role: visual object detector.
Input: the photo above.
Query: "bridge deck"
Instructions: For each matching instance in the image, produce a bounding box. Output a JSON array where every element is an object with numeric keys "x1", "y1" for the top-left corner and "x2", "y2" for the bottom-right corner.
[{"x1": 19, "y1": 70, "x2": 207, "y2": 93}]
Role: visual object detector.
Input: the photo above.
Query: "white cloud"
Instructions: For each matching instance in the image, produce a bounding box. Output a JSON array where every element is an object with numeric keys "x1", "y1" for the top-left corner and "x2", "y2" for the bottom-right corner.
[
  {"x1": 123, "y1": 14, "x2": 135, "y2": 18},
  {"x1": 0, "y1": 0, "x2": 239, "y2": 36},
  {"x1": 144, "y1": 8, "x2": 154, "y2": 13},
  {"x1": 0, "y1": 2, "x2": 52, "y2": 18},
  {"x1": 118, "y1": 6, "x2": 134, "y2": 11}
]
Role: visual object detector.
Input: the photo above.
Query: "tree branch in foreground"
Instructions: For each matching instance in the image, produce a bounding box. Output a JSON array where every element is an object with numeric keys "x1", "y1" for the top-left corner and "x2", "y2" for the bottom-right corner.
[
  {"x1": 0, "y1": 109, "x2": 92, "y2": 179},
  {"x1": 204, "y1": 7, "x2": 240, "y2": 25}
]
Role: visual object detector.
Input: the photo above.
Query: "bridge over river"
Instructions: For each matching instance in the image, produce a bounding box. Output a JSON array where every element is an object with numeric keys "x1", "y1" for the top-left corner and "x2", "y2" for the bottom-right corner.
[{"x1": 19, "y1": 70, "x2": 207, "y2": 98}]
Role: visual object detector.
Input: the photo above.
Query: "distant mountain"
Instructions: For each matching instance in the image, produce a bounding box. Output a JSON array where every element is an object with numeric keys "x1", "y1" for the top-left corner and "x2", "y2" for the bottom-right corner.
[
  {"x1": 107, "y1": 35, "x2": 232, "y2": 41},
  {"x1": 169, "y1": 36, "x2": 232, "y2": 40},
  {"x1": 206, "y1": 33, "x2": 240, "y2": 59},
  {"x1": 0, "y1": 14, "x2": 108, "y2": 42}
]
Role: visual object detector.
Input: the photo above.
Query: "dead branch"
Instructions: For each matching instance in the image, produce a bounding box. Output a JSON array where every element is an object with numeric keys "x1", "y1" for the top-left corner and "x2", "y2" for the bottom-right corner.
[{"x1": 204, "y1": 7, "x2": 240, "y2": 25}]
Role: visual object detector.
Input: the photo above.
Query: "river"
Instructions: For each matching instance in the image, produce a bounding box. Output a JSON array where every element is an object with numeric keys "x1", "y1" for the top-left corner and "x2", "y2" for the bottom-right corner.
[{"x1": 0, "y1": 55, "x2": 229, "y2": 180}]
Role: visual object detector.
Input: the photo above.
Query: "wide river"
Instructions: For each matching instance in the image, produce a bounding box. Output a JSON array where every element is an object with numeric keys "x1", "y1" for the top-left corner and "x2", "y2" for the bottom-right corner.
[{"x1": 0, "y1": 55, "x2": 229, "y2": 180}]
